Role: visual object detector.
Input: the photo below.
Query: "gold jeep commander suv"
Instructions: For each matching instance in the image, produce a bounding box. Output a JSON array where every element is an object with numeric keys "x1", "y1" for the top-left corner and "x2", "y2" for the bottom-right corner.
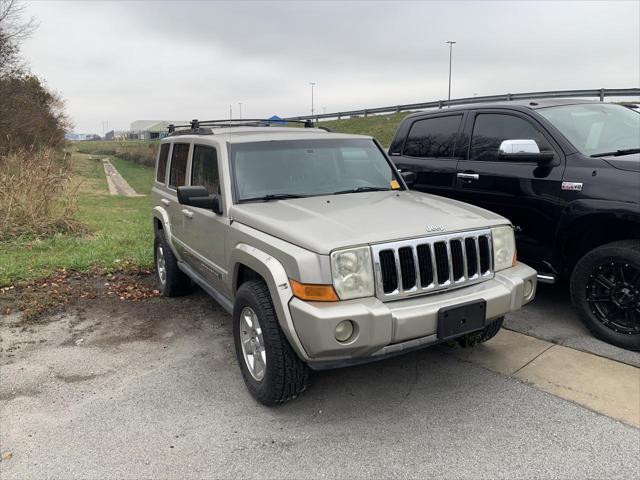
[{"x1": 151, "y1": 119, "x2": 537, "y2": 405}]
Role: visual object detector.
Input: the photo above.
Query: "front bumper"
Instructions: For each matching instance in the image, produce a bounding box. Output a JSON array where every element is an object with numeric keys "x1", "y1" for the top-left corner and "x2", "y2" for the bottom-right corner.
[{"x1": 289, "y1": 262, "x2": 536, "y2": 366}]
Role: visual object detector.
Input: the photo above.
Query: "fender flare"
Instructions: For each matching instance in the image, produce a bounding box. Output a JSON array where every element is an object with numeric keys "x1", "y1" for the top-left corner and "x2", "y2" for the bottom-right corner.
[
  {"x1": 152, "y1": 206, "x2": 177, "y2": 252},
  {"x1": 230, "y1": 243, "x2": 311, "y2": 362}
]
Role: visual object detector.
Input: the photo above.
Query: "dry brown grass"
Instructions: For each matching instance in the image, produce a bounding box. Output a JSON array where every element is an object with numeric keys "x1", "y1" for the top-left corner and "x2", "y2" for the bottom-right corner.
[
  {"x1": 0, "y1": 148, "x2": 85, "y2": 240},
  {"x1": 76, "y1": 141, "x2": 158, "y2": 167}
]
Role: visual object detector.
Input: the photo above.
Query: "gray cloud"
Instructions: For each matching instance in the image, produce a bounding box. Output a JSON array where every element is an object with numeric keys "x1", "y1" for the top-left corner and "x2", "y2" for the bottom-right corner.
[{"x1": 22, "y1": 0, "x2": 640, "y2": 133}]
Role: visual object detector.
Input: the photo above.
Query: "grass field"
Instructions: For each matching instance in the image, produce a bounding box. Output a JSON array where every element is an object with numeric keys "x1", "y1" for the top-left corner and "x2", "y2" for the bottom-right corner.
[
  {"x1": 319, "y1": 111, "x2": 412, "y2": 147},
  {"x1": 0, "y1": 153, "x2": 154, "y2": 286}
]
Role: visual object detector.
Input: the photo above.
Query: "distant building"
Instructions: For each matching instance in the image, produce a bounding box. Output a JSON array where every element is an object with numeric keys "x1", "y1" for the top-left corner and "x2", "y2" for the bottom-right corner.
[
  {"x1": 104, "y1": 130, "x2": 115, "y2": 141},
  {"x1": 65, "y1": 132, "x2": 97, "y2": 141},
  {"x1": 130, "y1": 120, "x2": 186, "y2": 140}
]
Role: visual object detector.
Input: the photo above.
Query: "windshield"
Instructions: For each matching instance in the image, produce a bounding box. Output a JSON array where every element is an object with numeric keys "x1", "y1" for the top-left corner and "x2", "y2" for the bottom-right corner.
[
  {"x1": 537, "y1": 103, "x2": 640, "y2": 156},
  {"x1": 230, "y1": 138, "x2": 400, "y2": 202}
]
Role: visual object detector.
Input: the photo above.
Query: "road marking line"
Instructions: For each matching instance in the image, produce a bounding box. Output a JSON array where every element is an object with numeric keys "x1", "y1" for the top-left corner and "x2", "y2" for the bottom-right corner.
[{"x1": 446, "y1": 329, "x2": 640, "y2": 428}]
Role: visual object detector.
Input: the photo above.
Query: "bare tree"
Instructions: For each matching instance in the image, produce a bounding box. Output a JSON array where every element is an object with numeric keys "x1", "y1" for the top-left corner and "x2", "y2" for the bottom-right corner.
[{"x1": 0, "y1": 0, "x2": 38, "y2": 76}]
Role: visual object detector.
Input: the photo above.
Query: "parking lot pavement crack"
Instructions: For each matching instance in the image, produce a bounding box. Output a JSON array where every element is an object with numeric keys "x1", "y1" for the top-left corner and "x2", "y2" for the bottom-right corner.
[{"x1": 510, "y1": 344, "x2": 556, "y2": 377}]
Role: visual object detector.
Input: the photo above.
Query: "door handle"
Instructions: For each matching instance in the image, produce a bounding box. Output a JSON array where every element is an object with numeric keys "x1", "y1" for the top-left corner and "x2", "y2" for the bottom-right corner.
[
  {"x1": 160, "y1": 198, "x2": 170, "y2": 206},
  {"x1": 457, "y1": 173, "x2": 480, "y2": 181},
  {"x1": 181, "y1": 209, "x2": 194, "y2": 219}
]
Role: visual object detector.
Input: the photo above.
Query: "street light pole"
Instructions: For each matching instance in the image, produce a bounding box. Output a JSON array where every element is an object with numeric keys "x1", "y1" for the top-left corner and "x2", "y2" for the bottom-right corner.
[
  {"x1": 309, "y1": 82, "x2": 316, "y2": 116},
  {"x1": 238, "y1": 102, "x2": 243, "y2": 119},
  {"x1": 446, "y1": 40, "x2": 456, "y2": 101}
]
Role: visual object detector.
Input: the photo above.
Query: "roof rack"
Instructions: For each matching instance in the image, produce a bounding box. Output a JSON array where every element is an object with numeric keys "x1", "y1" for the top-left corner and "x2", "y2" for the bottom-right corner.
[{"x1": 167, "y1": 118, "x2": 332, "y2": 135}]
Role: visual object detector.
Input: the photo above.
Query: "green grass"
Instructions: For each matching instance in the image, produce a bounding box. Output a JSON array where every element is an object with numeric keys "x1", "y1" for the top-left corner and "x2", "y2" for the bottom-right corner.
[
  {"x1": 110, "y1": 156, "x2": 155, "y2": 194},
  {"x1": 319, "y1": 111, "x2": 413, "y2": 147},
  {"x1": 0, "y1": 153, "x2": 155, "y2": 286}
]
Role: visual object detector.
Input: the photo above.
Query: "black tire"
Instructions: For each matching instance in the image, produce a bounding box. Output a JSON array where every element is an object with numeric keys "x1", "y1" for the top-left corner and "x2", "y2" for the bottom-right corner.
[
  {"x1": 456, "y1": 317, "x2": 504, "y2": 348},
  {"x1": 233, "y1": 280, "x2": 309, "y2": 405},
  {"x1": 154, "y1": 230, "x2": 191, "y2": 297},
  {"x1": 570, "y1": 240, "x2": 640, "y2": 351}
]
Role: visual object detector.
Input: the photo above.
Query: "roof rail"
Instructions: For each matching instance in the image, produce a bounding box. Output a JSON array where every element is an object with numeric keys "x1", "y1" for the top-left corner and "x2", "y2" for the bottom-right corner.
[{"x1": 167, "y1": 118, "x2": 332, "y2": 136}]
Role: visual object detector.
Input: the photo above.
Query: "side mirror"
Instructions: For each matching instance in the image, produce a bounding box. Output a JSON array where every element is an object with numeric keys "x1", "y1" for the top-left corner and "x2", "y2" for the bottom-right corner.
[
  {"x1": 498, "y1": 139, "x2": 555, "y2": 165},
  {"x1": 400, "y1": 170, "x2": 416, "y2": 186},
  {"x1": 177, "y1": 186, "x2": 221, "y2": 213}
]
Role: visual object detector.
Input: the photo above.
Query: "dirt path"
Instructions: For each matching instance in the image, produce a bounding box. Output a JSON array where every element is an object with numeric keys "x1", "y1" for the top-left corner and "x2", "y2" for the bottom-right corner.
[{"x1": 102, "y1": 158, "x2": 142, "y2": 196}]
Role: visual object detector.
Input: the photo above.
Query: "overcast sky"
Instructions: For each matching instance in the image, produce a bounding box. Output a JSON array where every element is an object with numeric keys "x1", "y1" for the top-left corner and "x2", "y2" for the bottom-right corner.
[{"x1": 21, "y1": 0, "x2": 640, "y2": 133}]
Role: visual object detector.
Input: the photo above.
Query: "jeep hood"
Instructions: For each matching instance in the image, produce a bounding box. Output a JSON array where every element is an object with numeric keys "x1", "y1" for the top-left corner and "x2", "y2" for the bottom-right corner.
[
  {"x1": 230, "y1": 191, "x2": 507, "y2": 255},
  {"x1": 601, "y1": 153, "x2": 640, "y2": 172}
]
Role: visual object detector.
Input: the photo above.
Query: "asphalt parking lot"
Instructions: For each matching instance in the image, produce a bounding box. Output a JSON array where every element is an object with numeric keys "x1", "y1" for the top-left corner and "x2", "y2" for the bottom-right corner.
[{"x1": 1, "y1": 283, "x2": 639, "y2": 479}]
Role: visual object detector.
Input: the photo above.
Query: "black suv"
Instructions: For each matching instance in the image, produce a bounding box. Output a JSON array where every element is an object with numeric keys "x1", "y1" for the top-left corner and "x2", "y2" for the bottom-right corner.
[{"x1": 388, "y1": 99, "x2": 639, "y2": 350}]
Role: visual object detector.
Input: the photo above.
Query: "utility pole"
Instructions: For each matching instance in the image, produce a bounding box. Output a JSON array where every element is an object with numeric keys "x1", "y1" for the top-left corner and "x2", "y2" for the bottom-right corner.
[
  {"x1": 238, "y1": 102, "x2": 243, "y2": 119},
  {"x1": 229, "y1": 104, "x2": 233, "y2": 119},
  {"x1": 309, "y1": 82, "x2": 316, "y2": 116},
  {"x1": 446, "y1": 40, "x2": 456, "y2": 101}
]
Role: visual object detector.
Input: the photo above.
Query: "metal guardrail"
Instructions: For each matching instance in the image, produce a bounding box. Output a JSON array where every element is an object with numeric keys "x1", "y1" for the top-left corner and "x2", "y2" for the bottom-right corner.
[{"x1": 286, "y1": 88, "x2": 640, "y2": 121}]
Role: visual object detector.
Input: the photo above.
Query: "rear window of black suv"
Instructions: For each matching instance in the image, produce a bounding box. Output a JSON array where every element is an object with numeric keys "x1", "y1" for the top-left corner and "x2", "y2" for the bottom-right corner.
[{"x1": 403, "y1": 115, "x2": 463, "y2": 158}]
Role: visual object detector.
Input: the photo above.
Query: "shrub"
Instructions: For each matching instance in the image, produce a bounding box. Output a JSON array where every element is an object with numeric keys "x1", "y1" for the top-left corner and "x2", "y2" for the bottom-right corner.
[
  {"x1": 0, "y1": 148, "x2": 84, "y2": 240},
  {"x1": 76, "y1": 141, "x2": 158, "y2": 167}
]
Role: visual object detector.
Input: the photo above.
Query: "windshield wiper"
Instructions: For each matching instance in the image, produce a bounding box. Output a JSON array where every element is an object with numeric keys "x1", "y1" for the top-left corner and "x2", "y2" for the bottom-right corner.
[
  {"x1": 590, "y1": 148, "x2": 640, "y2": 157},
  {"x1": 241, "y1": 193, "x2": 309, "y2": 202},
  {"x1": 333, "y1": 186, "x2": 393, "y2": 195}
]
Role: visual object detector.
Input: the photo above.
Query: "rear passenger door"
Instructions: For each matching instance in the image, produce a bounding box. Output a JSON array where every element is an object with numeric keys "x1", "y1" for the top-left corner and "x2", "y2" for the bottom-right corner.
[
  {"x1": 181, "y1": 144, "x2": 229, "y2": 294},
  {"x1": 391, "y1": 113, "x2": 465, "y2": 198},
  {"x1": 454, "y1": 110, "x2": 565, "y2": 269}
]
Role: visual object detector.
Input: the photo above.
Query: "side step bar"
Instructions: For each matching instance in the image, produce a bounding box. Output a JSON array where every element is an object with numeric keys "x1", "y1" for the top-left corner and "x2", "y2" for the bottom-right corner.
[{"x1": 537, "y1": 273, "x2": 556, "y2": 284}]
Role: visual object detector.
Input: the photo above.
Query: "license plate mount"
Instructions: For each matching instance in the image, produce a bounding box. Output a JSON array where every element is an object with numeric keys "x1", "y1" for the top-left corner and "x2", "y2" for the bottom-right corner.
[{"x1": 437, "y1": 300, "x2": 486, "y2": 341}]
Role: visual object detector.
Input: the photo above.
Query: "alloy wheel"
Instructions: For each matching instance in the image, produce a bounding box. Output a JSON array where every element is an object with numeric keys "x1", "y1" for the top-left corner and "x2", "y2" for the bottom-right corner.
[
  {"x1": 156, "y1": 246, "x2": 166, "y2": 286},
  {"x1": 586, "y1": 260, "x2": 640, "y2": 334},
  {"x1": 239, "y1": 306, "x2": 267, "y2": 381}
]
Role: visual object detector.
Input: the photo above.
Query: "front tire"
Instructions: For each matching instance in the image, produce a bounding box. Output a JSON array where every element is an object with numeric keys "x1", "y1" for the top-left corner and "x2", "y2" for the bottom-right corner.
[
  {"x1": 154, "y1": 231, "x2": 191, "y2": 297},
  {"x1": 570, "y1": 240, "x2": 640, "y2": 351},
  {"x1": 233, "y1": 280, "x2": 309, "y2": 405}
]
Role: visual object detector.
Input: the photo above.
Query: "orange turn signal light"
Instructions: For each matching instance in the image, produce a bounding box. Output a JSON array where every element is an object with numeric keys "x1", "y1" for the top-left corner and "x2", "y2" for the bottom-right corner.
[
  {"x1": 290, "y1": 279, "x2": 339, "y2": 302},
  {"x1": 512, "y1": 250, "x2": 518, "y2": 267}
]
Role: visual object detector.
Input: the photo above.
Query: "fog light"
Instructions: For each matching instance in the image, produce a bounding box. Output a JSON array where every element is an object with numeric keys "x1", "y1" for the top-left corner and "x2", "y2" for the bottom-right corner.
[
  {"x1": 524, "y1": 280, "x2": 534, "y2": 299},
  {"x1": 335, "y1": 320, "x2": 354, "y2": 343}
]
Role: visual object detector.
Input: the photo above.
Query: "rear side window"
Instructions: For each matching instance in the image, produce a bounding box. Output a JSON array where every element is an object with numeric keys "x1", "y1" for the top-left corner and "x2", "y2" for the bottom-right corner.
[
  {"x1": 470, "y1": 114, "x2": 553, "y2": 161},
  {"x1": 191, "y1": 145, "x2": 220, "y2": 194},
  {"x1": 156, "y1": 143, "x2": 170, "y2": 183},
  {"x1": 169, "y1": 143, "x2": 190, "y2": 188},
  {"x1": 403, "y1": 115, "x2": 462, "y2": 158}
]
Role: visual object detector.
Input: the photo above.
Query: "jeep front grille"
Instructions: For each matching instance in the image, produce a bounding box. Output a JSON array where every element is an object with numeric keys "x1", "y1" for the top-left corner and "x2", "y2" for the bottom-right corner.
[{"x1": 371, "y1": 229, "x2": 493, "y2": 300}]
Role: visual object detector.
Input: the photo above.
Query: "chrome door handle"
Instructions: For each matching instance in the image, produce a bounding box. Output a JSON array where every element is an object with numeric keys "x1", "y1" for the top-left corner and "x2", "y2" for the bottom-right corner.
[
  {"x1": 457, "y1": 173, "x2": 480, "y2": 180},
  {"x1": 181, "y1": 209, "x2": 194, "y2": 219},
  {"x1": 160, "y1": 198, "x2": 170, "y2": 206}
]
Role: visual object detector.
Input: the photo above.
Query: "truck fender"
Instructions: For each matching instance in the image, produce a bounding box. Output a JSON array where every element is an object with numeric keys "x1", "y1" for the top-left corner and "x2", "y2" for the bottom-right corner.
[
  {"x1": 230, "y1": 243, "x2": 311, "y2": 362},
  {"x1": 554, "y1": 199, "x2": 640, "y2": 267},
  {"x1": 152, "y1": 206, "x2": 177, "y2": 252}
]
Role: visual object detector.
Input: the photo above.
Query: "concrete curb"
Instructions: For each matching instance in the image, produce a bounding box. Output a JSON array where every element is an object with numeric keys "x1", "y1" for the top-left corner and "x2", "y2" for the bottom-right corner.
[{"x1": 448, "y1": 329, "x2": 640, "y2": 428}]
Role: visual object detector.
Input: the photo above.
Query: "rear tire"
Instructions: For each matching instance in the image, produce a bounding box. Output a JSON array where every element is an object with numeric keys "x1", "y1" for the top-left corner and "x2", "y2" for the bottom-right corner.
[
  {"x1": 154, "y1": 231, "x2": 191, "y2": 297},
  {"x1": 233, "y1": 280, "x2": 309, "y2": 405},
  {"x1": 570, "y1": 240, "x2": 640, "y2": 351},
  {"x1": 456, "y1": 317, "x2": 504, "y2": 348}
]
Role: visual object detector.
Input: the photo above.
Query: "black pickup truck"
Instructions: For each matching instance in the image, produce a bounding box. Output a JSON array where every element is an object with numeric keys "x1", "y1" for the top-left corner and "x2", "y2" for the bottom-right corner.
[{"x1": 389, "y1": 99, "x2": 640, "y2": 350}]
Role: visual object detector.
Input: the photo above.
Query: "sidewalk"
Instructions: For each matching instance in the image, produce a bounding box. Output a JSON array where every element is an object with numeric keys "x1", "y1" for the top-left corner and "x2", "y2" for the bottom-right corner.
[{"x1": 446, "y1": 328, "x2": 640, "y2": 428}]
